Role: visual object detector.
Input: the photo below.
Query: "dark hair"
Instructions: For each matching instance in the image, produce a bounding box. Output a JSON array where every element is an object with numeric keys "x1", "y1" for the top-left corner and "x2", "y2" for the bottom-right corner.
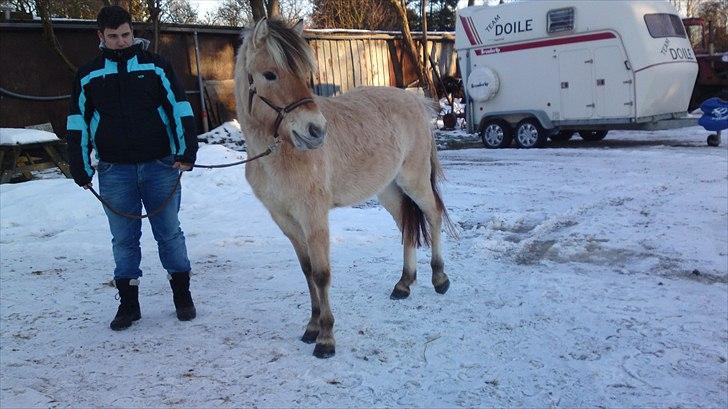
[{"x1": 96, "y1": 5, "x2": 132, "y2": 31}]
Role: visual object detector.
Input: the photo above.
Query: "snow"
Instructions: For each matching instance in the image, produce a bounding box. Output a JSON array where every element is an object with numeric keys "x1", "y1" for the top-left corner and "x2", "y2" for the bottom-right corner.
[
  {"x1": 1, "y1": 124, "x2": 727, "y2": 407},
  {"x1": 196, "y1": 120, "x2": 246, "y2": 151},
  {"x1": 0, "y1": 128, "x2": 59, "y2": 146}
]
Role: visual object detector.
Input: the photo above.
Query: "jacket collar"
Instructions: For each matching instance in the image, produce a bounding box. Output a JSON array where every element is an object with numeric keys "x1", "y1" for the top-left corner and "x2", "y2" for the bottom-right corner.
[{"x1": 100, "y1": 38, "x2": 150, "y2": 62}]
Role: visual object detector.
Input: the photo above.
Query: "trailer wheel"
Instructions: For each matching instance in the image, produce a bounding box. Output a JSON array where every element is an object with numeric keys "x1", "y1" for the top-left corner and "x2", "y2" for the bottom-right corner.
[
  {"x1": 578, "y1": 130, "x2": 609, "y2": 141},
  {"x1": 550, "y1": 130, "x2": 574, "y2": 142},
  {"x1": 515, "y1": 118, "x2": 548, "y2": 148},
  {"x1": 480, "y1": 119, "x2": 513, "y2": 149}
]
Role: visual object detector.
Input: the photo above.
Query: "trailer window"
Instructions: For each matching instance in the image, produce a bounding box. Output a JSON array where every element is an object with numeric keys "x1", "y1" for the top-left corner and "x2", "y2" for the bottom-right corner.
[
  {"x1": 547, "y1": 7, "x2": 574, "y2": 33},
  {"x1": 644, "y1": 14, "x2": 687, "y2": 38}
]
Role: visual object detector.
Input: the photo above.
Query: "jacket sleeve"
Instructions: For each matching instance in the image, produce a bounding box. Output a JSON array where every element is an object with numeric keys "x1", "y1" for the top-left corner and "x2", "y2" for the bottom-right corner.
[
  {"x1": 158, "y1": 57, "x2": 198, "y2": 165},
  {"x1": 65, "y1": 72, "x2": 95, "y2": 186}
]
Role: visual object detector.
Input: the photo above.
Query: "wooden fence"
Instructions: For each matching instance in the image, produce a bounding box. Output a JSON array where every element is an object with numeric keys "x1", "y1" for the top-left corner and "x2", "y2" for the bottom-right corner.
[{"x1": 307, "y1": 30, "x2": 456, "y2": 96}]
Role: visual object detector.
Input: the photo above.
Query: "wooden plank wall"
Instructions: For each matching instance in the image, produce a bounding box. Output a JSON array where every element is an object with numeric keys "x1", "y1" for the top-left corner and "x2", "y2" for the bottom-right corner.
[{"x1": 309, "y1": 35, "x2": 456, "y2": 97}]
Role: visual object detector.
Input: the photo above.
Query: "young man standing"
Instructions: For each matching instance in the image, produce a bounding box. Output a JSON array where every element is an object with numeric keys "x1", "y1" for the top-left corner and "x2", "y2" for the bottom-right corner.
[{"x1": 66, "y1": 5, "x2": 199, "y2": 330}]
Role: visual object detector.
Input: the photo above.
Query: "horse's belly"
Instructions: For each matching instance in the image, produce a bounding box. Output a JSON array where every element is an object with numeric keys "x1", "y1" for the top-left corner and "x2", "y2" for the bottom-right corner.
[{"x1": 330, "y1": 163, "x2": 400, "y2": 207}]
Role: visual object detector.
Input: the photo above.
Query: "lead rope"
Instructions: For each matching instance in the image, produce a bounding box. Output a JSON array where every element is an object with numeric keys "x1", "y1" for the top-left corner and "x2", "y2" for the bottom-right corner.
[
  {"x1": 89, "y1": 74, "x2": 313, "y2": 220},
  {"x1": 88, "y1": 147, "x2": 277, "y2": 220}
]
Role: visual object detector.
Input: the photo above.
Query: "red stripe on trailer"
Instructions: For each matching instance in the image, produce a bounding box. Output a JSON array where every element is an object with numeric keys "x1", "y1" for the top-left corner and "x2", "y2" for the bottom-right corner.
[
  {"x1": 459, "y1": 16, "x2": 478, "y2": 45},
  {"x1": 474, "y1": 32, "x2": 617, "y2": 56},
  {"x1": 469, "y1": 17, "x2": 483, "y2": 44}
]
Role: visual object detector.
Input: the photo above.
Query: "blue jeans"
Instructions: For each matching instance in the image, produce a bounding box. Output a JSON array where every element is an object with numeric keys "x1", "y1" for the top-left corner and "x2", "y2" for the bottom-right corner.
[{"x1": 98, "y1": 155, "x2": 191, "y2": 279}]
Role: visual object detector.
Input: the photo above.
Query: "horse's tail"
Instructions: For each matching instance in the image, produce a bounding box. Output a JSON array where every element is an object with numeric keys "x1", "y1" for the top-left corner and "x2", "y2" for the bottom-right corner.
[
  {"x1": 429, "y1": 138, "x2": 458, "y2": 240},
  {"x1": 401, "y1": 98, "x2": 458, "y2": 248},
  {"x1": 401, "y1": 194, "x2": 430, "y2": 248}
]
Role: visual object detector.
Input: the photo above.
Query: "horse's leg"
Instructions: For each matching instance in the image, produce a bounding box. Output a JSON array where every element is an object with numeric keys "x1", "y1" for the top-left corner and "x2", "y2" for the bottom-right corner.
[
  {"x1": 396, "y1": 174, "x2": 450, "y2": 295},
  {"x1": 377, "y1": 183, "x2": 417, "y2": 299},
  {"x1": 268, "y1": 210, "x2": 320, "y2": 343},
  {"x1": 300, "y1": 210, "x2": 335, "y2": 358}
]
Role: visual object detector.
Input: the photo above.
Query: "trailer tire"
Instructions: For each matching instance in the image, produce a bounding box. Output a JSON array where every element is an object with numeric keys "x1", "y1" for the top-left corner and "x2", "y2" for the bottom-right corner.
[
  {"x1": 578, "y1": 130, "x2": 609, "y2": 141},
  {"x1": 550, "y1": 130, "x2": 574, "y2": 142},
  {"x1": 515, "y1": 118, "x2": 548, "y2": 148},
  {"x1": 480, "y1": 119, "x2": 513, "y2": 149}
]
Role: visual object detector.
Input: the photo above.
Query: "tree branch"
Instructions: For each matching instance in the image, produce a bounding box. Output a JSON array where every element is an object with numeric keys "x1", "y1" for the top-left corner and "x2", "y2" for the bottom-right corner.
[
  {"x1": 35, "y1": 0, "x2": 76, "y2": 74},
  {"x1": 386, "y1": 0, "x2": 437, "y2": 98}
]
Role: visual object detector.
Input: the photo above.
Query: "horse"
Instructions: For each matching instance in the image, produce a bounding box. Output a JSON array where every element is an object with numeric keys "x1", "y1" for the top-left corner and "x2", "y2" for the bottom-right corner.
[{"x1": 234, "y1": 18, "x2": 453, "y2": 358}]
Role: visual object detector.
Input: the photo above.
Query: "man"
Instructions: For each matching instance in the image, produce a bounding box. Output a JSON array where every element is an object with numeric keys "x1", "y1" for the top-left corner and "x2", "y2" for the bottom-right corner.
[{"x1": 66, "y1": 5, "x2": 198, "y2": 330}]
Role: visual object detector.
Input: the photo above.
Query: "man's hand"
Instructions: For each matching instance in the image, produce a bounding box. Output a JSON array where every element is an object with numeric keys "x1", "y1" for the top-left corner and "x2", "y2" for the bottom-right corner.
[{"x1": 173, "y1": 162, "x2": 193, "y2": 171}]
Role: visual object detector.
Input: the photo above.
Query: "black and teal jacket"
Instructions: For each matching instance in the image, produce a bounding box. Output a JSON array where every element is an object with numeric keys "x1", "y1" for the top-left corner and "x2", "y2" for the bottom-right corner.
[{"x1": 66, "y1": 40, "x2": 197, "y2": 186}]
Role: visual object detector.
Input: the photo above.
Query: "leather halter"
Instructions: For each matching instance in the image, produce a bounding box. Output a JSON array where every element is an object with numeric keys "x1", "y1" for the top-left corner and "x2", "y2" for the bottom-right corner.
[{"x1": 247, "y1": 74, "x2": 315, "y2": 148}]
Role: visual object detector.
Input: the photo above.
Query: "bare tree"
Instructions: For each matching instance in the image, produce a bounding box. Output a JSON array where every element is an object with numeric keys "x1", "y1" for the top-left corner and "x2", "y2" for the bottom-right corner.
[
  {"x1": 162, "y1": 0, "x2": 197, "y2": 24},
  {"x1": 279, "y1": 0, "x2": 305, "y2": 22},
  {"x1": 249, "y1": 0, "x2": 280, "y2": 21},
  {"x1": 34, "y1": 0, "x2": 76, "y2": 73},
  {"x1": 145, "y1": 0, "x2": 161, "y2": 51},
  {"x1": 209, "y1": 0, "x2": 252, "y2": 26},
  {"x1": 387, "y1": 0, "x2": 437, "y2": 98},
  {"x1": 670, "y1": 0, "x2": 706, "y2": 17},
  {"x1": 311, "y1": 0, "x2": 400, "y2": 30},
  {"x1": 0, "y1": 0, "x2": 35, "y2": 14},
  {"x1": 698, "y1": 0, "x2": 728, "y2": 51}
]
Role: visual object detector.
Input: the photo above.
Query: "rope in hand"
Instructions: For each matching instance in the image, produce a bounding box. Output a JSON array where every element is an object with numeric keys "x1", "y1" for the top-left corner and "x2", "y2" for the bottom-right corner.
[{"x1": 87, "y1": 145, "x2": 276, "y2": 220}]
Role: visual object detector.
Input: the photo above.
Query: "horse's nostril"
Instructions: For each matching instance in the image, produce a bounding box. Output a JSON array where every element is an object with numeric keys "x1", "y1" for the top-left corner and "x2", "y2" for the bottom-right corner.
[{"x1": 309, "y1": 124, "x2": 325, "y2": 139}]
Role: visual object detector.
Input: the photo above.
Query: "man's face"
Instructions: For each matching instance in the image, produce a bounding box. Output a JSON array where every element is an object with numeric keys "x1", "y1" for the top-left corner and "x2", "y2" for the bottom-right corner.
[{"x1": 98, "y1": 23, "x2": 133, "y2": 50}]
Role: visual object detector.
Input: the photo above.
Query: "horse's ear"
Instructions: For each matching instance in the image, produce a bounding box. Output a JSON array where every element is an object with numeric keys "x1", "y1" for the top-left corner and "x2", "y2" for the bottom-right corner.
[
  {"x1": 293, "y1": 19, "x2": 304, "y2": 35},
  {"x1": 252, "y1": 17, "x2": 269, "y2": 48}
]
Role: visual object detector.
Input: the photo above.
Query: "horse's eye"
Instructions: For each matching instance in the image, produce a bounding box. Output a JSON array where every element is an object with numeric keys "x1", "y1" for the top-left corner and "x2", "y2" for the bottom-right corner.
[{"x1": 263, "y1": 71, "x2": 277, "y2": 81}]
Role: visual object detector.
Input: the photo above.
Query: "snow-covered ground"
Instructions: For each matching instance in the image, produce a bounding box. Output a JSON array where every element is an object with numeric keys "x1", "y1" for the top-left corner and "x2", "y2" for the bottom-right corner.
[{"x1": 1, "y1": 126, "x2": 726, "y2": 407}]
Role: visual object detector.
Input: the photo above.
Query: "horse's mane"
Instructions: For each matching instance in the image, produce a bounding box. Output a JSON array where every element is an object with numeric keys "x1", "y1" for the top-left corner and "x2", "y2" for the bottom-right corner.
[{"x1": 251, "y1": 19, "x2": 317, "y2": 78}]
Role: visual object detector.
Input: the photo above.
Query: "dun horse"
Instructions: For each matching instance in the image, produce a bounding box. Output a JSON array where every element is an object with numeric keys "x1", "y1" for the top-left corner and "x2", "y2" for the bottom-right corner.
[{"x1": 234, "y1": 18, "x2": 452, "y2": 358}]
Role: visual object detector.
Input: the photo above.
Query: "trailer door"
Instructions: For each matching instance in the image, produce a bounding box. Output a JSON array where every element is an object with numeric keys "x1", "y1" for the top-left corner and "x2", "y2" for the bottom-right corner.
[
  {"x1": 593, "y1": 46, "x2": 634, "y2": 118},
  {"x1": 559, "y1": 49, "x2": 595, "y2": 119}
]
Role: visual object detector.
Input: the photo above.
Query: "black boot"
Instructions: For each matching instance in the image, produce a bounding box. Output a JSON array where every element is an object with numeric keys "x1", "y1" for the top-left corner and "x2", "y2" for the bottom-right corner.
[
  {"x1": 110, "y1": 278, "x2": 141, "y2": 331},
  {"x1": 169, "y1": 272, "x2": 196, "y2": 321}
]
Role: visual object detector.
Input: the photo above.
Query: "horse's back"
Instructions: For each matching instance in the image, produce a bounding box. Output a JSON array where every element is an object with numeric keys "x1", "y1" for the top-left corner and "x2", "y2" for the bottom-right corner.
[
  {"x1": 324, "y1": 86, "x2": 435, "y2": 119},
  {"x1": 318, "y1": 86, "x2": 434, "y2": 146}
]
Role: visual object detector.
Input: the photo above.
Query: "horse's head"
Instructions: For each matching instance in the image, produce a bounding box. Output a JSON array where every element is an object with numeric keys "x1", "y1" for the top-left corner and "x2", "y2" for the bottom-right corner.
[{"x1": 238, "y1": 18, "x2": 326, "y2": 150}]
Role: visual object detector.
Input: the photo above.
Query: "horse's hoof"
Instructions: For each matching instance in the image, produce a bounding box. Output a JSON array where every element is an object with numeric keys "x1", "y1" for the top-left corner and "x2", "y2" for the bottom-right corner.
[
  {"x1": 434, "y1": 279, "x2": 450, "y2": 294},
  {"x1": 313, "y1": 344, "x2": 335, "y2": 359},
  {"x1": 390, "y1": 287, "x2": 410, "y2": 300},
  {"x1": 301, "y1": 330, "x2": 318, "y2": 344}
]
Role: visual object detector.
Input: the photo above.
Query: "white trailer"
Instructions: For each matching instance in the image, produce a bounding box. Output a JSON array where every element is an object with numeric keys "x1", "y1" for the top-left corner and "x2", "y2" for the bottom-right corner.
[{"x1": 455, "y1": 0, "x2": 699, "y2": 148}]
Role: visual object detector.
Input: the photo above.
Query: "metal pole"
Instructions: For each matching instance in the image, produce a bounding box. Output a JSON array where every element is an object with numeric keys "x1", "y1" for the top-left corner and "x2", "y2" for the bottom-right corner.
[{"x1": 193, "y1": 30, "x2": 209, "y2": 133}]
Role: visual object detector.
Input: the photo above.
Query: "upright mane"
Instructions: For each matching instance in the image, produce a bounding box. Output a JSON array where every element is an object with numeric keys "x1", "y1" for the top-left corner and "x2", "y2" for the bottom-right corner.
[{"x1": 248, "y1": 19, "x2": 317, "y2": 78}]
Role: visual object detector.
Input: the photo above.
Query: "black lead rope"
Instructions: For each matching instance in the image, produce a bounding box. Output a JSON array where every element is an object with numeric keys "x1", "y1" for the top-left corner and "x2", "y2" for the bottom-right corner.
[
  {"x1": 91, "y1": 74, "x2": 314, "y2": 220},
  {"x1": 88, "y1": 147, "x2": 275, "y2": 220},
  {"x1": 88, "y1": 171, "x2": 184, "y2": 220}
]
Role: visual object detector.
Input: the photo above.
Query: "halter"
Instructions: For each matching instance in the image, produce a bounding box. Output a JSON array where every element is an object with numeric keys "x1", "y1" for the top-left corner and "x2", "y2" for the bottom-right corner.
[{"x1": 247, "y1": 74, "x2": 315, "y2": 149}]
